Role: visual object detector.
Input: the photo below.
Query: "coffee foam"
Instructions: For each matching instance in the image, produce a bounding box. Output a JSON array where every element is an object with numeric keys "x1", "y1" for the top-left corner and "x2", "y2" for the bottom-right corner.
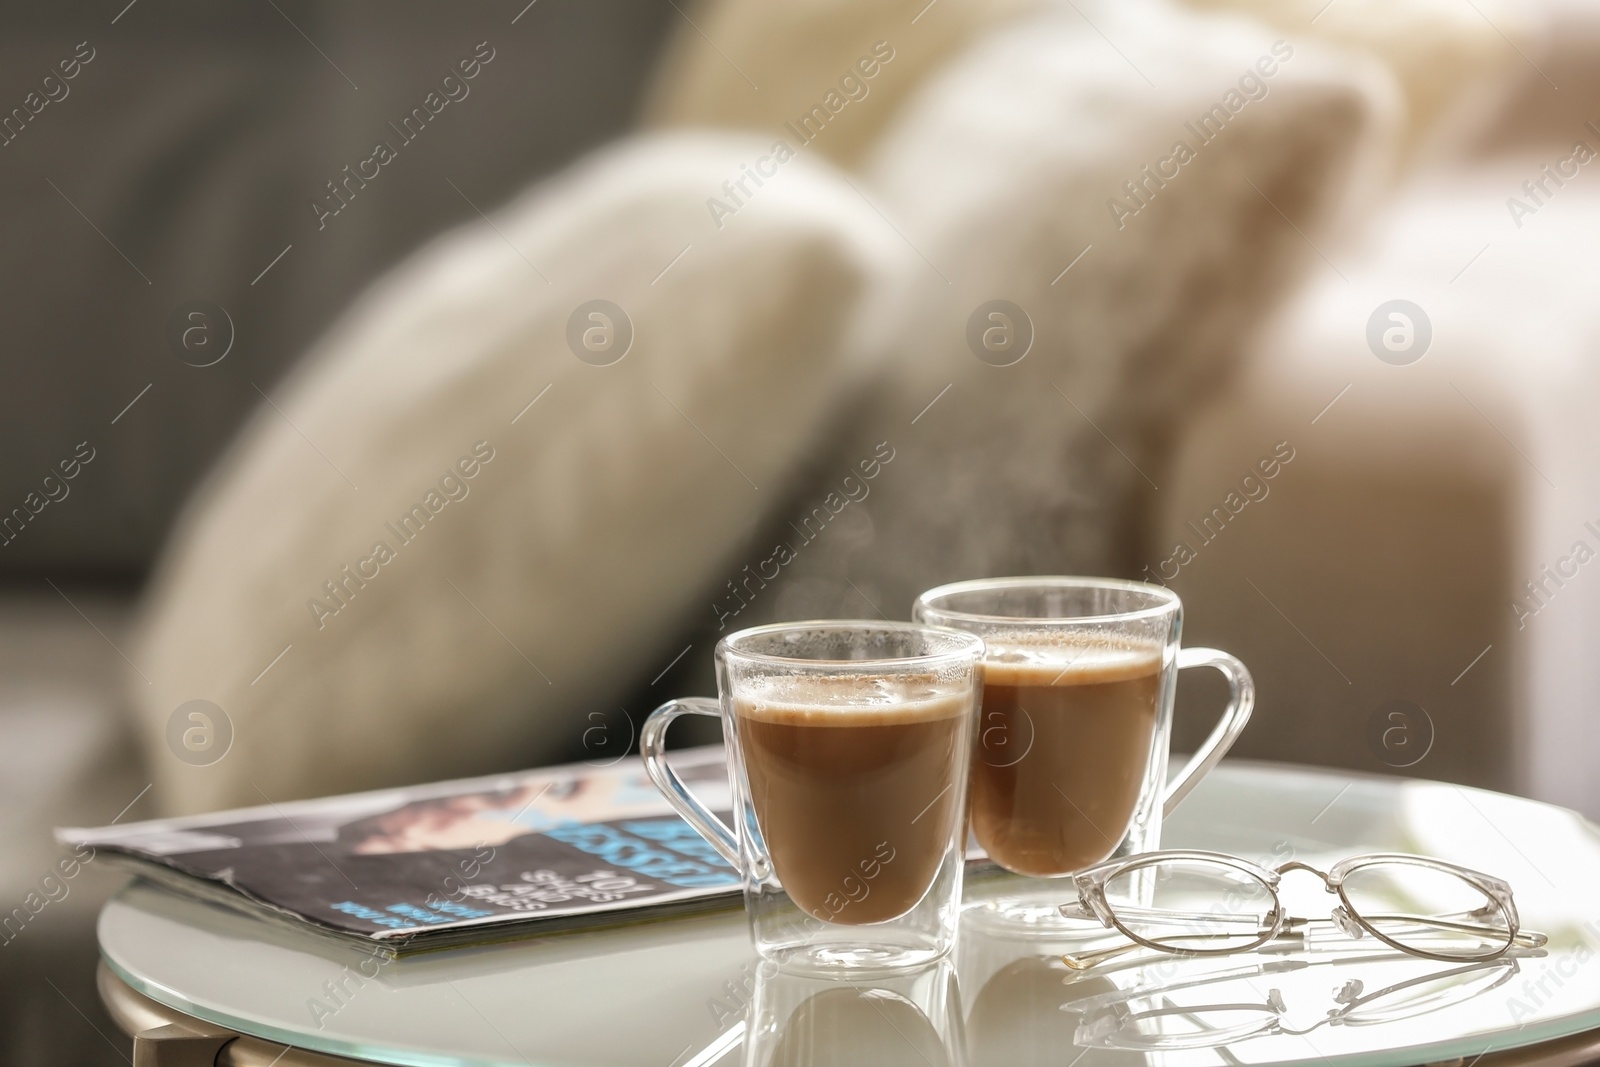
[
  {"x1": 734, "y1": 674, "x2": 971, "y2": 726},
  {"x1": 981, "y1": 640, "x2": 1162, "y2": 687}
]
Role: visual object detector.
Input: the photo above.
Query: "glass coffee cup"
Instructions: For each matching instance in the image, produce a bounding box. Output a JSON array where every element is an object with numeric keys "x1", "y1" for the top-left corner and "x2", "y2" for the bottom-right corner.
[
  {"x1": 912, "y1": 577, "x2": 1253, "y2": 928},
  {"x1": 642, "y1": 621, "x2": 984, "y2": 975}
]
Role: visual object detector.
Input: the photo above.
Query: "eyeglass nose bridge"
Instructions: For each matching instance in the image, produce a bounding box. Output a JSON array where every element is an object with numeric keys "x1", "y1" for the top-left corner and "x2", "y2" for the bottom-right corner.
[{"x1": 1275, "y1": 860, "x2": 1337, "y2": 891}]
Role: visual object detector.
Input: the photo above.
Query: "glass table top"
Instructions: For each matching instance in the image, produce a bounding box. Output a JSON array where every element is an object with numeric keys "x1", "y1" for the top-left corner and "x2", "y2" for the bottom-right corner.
[{"x1": 99, "y1": 761, "x2": 1600, "y2": 1066}]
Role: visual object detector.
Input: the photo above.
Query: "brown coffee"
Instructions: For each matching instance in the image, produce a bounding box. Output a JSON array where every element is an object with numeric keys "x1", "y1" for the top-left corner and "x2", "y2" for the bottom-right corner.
[
  {"x1": 970, "y1": 644, "x2": 1161, "y2": 877},
  {"x1": 736, "y1": 678, "x2": 970, "y2": 925}
]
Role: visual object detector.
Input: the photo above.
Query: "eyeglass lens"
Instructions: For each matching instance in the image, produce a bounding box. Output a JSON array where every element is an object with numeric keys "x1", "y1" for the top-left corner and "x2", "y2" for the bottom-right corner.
[
  {"x1": 1337, "y1": 860, "x2": 1513, "y2": 959},
  {"x1": 1102, "y1": 857, "x2": 1278, "y2": 954}
]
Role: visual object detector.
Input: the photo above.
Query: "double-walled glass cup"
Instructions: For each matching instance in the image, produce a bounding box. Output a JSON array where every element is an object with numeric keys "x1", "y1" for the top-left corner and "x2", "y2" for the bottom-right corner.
[
  {"x1": 642, "y1": 621, "x2": 984, "y2": 975},
  {"x1": 912, "y1": 577, "x2": 1253, "y2": 928}
]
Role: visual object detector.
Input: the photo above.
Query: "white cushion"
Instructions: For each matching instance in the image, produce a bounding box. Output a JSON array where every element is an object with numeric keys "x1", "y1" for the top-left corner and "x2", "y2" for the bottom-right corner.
[{"x1": 132, "y1": 133, "x2": 894, "y2": 813}]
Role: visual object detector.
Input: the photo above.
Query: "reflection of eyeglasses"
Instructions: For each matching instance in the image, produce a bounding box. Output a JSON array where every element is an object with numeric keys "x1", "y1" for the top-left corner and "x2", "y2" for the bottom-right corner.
[
  {"x1": 1072, "y1": 955, "x2": 1524, "y2": 1051},
  {"x1": 1057, "y1": 850, "x2": 1548, "y2": 970}
]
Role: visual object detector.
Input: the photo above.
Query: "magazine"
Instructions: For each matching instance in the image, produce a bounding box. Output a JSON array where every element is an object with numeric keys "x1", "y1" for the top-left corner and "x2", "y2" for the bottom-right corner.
[{"x1": 57, "y1": 746, "x2": 744, "y2": 955}]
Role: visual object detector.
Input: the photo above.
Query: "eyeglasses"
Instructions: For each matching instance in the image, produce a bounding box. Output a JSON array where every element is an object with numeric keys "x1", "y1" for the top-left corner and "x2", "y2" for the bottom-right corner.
[{"x1": 1057, "y1": 850, "x2": 1548, "y2": 969}]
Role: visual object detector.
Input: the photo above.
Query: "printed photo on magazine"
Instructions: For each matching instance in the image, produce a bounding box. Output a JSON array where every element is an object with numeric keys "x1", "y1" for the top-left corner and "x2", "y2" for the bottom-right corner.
[{"x1": 57, "y1": 746, "x2": 741, "y2": 954}]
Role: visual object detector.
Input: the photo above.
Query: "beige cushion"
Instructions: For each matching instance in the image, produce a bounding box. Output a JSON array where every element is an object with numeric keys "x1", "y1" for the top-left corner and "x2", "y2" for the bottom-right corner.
[
  {"x1": 1182, "y1": 0, "x2": 1536, "y2": 159},
  {"x1": 1472, "y1": 0, "x2": 1600, "y2": 156},
  {"x1": 132, "y1": 133, "x2": 894, "y2": 813},
  {"x1": 644, "y1": 0, "x2": 1033, "y2": 167},
  {"x1": 732, "y1": 3, "x2": 1399, "y2": 624}
]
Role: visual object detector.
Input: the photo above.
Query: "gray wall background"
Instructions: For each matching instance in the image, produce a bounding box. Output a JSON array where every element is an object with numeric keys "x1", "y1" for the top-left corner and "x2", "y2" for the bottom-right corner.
[{"x1": 0, "y1": 0, "x2": 676, "y2": 580}]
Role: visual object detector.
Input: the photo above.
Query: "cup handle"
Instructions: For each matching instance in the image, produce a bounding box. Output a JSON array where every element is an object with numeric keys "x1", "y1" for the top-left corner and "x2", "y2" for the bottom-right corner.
[
  {"x1": 641, "y1": 697, "x2": 743, "y2": 870},
  {"x1": 1163, "y1": 648, "x2": 1255, "y2": 815}
]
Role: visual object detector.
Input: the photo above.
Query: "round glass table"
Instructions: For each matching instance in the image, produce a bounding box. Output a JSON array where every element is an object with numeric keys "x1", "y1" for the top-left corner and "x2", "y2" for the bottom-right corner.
[{"x1": 98, "y1": 761, "x2": 1600, "y2": 1066}]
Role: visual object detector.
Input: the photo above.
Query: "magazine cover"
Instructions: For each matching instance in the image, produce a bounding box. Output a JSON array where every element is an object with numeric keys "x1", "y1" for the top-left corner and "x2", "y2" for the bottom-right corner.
[{"x1": 58, "y1": 746, "x2": 743, "y2": 955}]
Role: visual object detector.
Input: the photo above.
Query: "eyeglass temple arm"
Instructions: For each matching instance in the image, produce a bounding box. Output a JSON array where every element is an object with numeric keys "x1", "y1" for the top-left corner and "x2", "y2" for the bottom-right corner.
[
  {"x1": 1063, "y1": 939, "x2": 1154, "y2": 971},
  {"x1": 1062, "y1": 927, "x2": 1299, "y2": 971},
  {"x1": 1355, "y1": 912, "x2": 1548, "y2": 949}
]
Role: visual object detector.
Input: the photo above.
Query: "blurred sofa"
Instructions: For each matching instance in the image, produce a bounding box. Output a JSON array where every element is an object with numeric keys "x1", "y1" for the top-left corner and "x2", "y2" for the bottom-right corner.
[
  {"x1": 1158, "y1": 0, "x2": 1600, "y2": 814},
  {"x1": 7, "y1": 0, "x2": 1599, "y2": 853}
]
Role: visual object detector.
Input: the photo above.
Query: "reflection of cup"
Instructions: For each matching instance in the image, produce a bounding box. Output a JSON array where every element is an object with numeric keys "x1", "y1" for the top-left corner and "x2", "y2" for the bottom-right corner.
[
  {"x1": 746, "y1": 960, "x2": 963, "y2": 1067},
  {"x1": 914, "y1": 577, "x2": 1253, "y2": 927},
  {"x1": 643, "y1": 622, "x2": 983, "y2": 975},
  {"x1": 958, "y1": 922, "x2": 1144, "y2": 1067}
]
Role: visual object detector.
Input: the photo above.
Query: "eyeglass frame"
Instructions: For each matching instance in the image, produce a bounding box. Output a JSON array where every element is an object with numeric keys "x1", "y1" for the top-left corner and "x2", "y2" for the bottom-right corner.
[{"x1": 1059, "y1": 849, "x2": 1548, "y2": 966}]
